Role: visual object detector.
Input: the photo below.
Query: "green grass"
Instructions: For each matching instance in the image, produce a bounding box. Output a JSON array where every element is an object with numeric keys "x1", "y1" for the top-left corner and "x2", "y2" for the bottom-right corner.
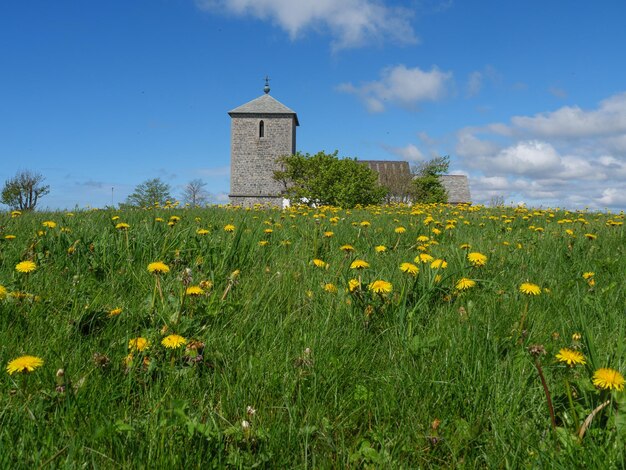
[{"x1": 0, "y1": 204, "x2": 624, "y2": 467}]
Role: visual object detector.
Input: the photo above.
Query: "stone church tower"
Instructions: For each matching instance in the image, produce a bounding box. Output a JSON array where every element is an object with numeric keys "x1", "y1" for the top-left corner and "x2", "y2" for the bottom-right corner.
[{"x1": 228, "y1": 80, "x2": 299, "y2": 207}]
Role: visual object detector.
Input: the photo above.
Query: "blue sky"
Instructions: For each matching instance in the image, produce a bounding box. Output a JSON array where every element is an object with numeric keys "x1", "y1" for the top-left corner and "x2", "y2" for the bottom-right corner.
[{"x1": 2, "y1": 0, "x2": 626, "y2": 210}]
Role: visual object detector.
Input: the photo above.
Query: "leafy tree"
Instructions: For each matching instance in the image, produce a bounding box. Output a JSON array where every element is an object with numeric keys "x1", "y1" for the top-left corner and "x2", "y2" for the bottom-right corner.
[
  {"x1": 274, "y1": 151, "x2": 386, "y2": 208},
  {"x1": 125, "y1": 178, "x2": 172, "y2": 208},
  {"x1": 181, "y1": 179, "x2": 209, "y2": 207},
  {"x1": 411, "y1": 156, "x2": 449, "y2": 203},
  {"x1": 1, "y1": 170, "x2": 50, "y2": 210}
]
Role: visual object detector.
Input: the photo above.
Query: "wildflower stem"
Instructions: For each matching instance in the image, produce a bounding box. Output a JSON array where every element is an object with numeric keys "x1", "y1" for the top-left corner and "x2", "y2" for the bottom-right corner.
[
  {"x1": 533, "y1": 357, "x2": 556, "y2": 430},
  {"x1": 176, "y1": 288, "x2": 187, "y2": 325},
  {"x1": 221, "y1": 282, "x2": 232, "y2": 301},
  {"x1": 518, "y1": 301, "x2": 529, "y2": 338},
  {"x1": 150, "y1": 279, "x2": 158, "y2": 314},
  {"x1": 564, "y1": 378, "x2": 580, "y2": 431},
  {"x1": 156, "y1": 276, "x2": 164, "y2": 304},
  {"x1": 578, "y1": 399, "x2": 610, "y2": 440}
]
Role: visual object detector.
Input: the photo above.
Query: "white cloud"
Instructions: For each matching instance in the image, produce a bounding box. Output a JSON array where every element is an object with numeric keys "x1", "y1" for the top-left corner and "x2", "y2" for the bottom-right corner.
[
  {"x1": 465, "y1": 66, "x2": 500, "y2": 98},
  {"x1": 488, "y1": 141, "x2": 562, "y2": 176},
  {"x1": 466, "y1": 71, "x2": 482, "y2": 97},
  {"x1": 196, "y1": 0, "x2": 418, "y2": 50},
  {"x1": 548, "y1": 86, "x2": 567, "y2": 99},
  {"x1": 511, "y1": 92, "x2": 626, "y2": 139},
  {"x1": 455, "y1": 129, "x2": 501, "y2": 158},
  {"x1": 338, "y1": 64, "x2": 452, "y2": 112},
  {"x1": 598, "y1": 188, "x2": 626, "y2": 207},
  {"x1": 383, "y1": 143, "x2": 426, "y2": 161},
  {"x1": 454, "y1": 91, "x2": 626, "y2": 209},
  {"x1": 196, "y1": 165, "x2": 231, "y2": 177}
]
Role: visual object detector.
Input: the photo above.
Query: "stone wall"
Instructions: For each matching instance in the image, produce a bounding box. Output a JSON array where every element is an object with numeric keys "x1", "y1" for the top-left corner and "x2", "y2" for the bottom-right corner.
[
  {"x1": 229, "y1": 195, "x2": 284, "y2": 207},
  {"x1": 229, "y1": 113, "x2": 296, "y2": 207}
]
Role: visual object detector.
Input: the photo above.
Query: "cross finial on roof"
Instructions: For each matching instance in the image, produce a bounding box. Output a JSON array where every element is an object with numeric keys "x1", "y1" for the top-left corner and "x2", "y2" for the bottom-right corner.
[{"x1": 264, "y1": 76, "x2": 271, "y2": 94}]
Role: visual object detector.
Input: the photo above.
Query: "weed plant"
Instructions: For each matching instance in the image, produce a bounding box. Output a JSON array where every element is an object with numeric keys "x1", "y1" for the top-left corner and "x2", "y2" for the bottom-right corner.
[{"x1": 0, "y1": 204, "x2": 624, "y2": 467}]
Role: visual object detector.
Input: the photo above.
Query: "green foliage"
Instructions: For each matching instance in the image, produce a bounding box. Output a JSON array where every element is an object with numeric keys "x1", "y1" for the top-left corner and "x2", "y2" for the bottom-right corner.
[
  {"x1": 275, "y1": 151, "x2": 387, "y2": 208},
  {"x1": 0, "y1": 204, "x2": 625, "y2": 467},
  {"x1": 125, "y1": 178, "x2": 172, "y2": 208},
  {"x1": 1, "y1": 170, "x2": 50, "y2": 210},
  {"x1": 411, "y1": 156, "x2": 450, "y2": 203}
]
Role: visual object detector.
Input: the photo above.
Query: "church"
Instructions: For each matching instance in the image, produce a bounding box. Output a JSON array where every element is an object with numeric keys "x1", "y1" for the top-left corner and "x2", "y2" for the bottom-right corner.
[{"x1": 228, "y1": 81, "x2": 470, "y2": 207}]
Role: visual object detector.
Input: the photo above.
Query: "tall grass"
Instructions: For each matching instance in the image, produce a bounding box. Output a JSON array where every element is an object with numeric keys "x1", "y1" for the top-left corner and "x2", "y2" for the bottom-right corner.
[{"x1": 0, "y1": 204, "x2": 624, "y2": 467}]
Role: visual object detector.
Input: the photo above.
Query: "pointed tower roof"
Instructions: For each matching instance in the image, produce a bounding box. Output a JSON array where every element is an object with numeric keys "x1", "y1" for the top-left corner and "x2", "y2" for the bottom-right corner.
[{"x1": 228, "y1": 94, "x2": 299, "y2": 126}]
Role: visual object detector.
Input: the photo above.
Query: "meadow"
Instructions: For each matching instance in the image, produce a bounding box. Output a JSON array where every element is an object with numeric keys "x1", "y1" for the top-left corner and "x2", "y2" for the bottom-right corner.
[{"x1": 0, "y1": 203, "x2": 625, "y2": 468}]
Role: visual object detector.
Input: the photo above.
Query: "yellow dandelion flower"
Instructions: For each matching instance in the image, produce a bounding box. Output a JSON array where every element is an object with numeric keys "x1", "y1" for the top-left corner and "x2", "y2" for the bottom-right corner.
[
  {"x1": 0, "y1": 285, "x2": 7, "y2": 300},
  {"x1": 128, "y1": 337, "x2": 150, "y2": 352},
  {"x1": 430, "y1": 259, "x2": 448, "y2": 269},
  {"x1": 196, "y1": 229, "x2": 209, "y2": 235},
  {"x1": 572, "y1": 332, "x2": 582, "y2": 341},
  {"x1": 108, "y1": 307, "x2": 123, "y2": 317},
  {"x1": 15, "y1": 261, "x2": 37, "y2": 273},
  {"x1": 147, "y1": 261, "x2": 170, "y2": 274},
  {"x1": 459, "y1": 243, "x2": 471, "y2": 250},
  {"x1": 4, "y1": 235, "x2": 16, "y2": 240},
  {"x1": 360, "y1": 221, "x2": 371, "y2": 227},
  {"x1": 431, "y1": 228, "x2": 442, "y2": 235},
  {"x1": 323, "y1": 231, "x2": 334, "y2": 237},
  {"x1": 582, "y1": 272, "x2": 595, "y2": 280},
  {"x1": 417, "y1": 235, "x2": 430, "y2": 242},
  {"x1": 395, "y1": 226, "x2": 406, "y2": 234},
  {"x1": 323, "y1": 283, "x2": 338, "y2": 293},
  {"x1": 340, "y1": 244, "x2": 355, "y2": 252},
  {"x1": 584, "y1": 233, "x2": 597, "y2": 240},
  {"x1": 467, "y1": 252, "x2": 488, "y2": 267},
  {"x1": 350, "y1": 259, "x2": 370, "y2": 270},
  {"x1": 224, "y1": 224, "x2": 236, "y2": 232},
  {"x1": 556, "y1": 348, "x2": 586, "y2": 366},
  {"x1": 374, "y1": 245, "x2": 387, "y2": 253},
  {"x1": 11, "y1": 210, "x2": 22, "y2": 217},
  {"x1": 155, "y1": 217, "x2": 164, "y2": 222},
  {"x1": 368, "y1": 280, "x2": 392, "y2": 294},
  {"x1": 456, "y1": 278, "x2": 476, "y2": 290},
  {"x1": 519, "y1": 283, "x2": 541, "y2": 296},
  {"x1": 312, "y1": 259, "x2": 328, "y2": 269},
  {"x1": 161, "y1": 334, "x2": 187, "y2": 349},
  {"x1": 264, "y1": 228, "x2": 273, "y2": 234},
  {"x1": 258, "y1": 240, "x2": 269, "y2": 246},
  {"x1": 115, "y1": 222, "x2": 130, "y2": 230},
  {"x1": 42, "y1": 221, "x2": 57, "y2": 228},
  {"x1": 186, "y1": 286, "x2": 204, "y2": 296},
  {"x1": 592, "y1": 368, "x2": 625, "y2": 391},
  {"x1": 111, "y1": 216, "x2": 120, "y2": 221},
  {"x1": 399, "y1": 262, "x2": 419, "y2": 276},
  {"x1": 348, "y1": 279, "x2": 361, "y2": 292},
  {"x1": 415, "y1": 253, "x2": 434, "y2": 264},
  {"x1": 6, "y1": 355, "x2": 44, "y2": 375}
]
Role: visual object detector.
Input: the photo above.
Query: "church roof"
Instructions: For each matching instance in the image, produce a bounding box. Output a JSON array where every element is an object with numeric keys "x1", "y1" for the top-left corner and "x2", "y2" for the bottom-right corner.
[
  {"x1": 361, "y1": 160, "x2": 472, "y2": 204},
  {"x1": 229, "y1": 94, "x2": 299, "y2": 126}
]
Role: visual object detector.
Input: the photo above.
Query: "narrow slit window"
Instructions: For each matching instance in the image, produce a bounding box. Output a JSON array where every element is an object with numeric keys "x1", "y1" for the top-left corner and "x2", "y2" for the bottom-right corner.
[{"x1": 259, "y1": 120, "x2": 265, "y2": 138}]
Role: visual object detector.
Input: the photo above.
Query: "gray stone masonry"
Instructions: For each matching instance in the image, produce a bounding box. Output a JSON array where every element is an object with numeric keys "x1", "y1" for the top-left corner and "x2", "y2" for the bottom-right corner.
[{"x1": 229, "y1": 114, "x2": 296, "y2": 206}]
